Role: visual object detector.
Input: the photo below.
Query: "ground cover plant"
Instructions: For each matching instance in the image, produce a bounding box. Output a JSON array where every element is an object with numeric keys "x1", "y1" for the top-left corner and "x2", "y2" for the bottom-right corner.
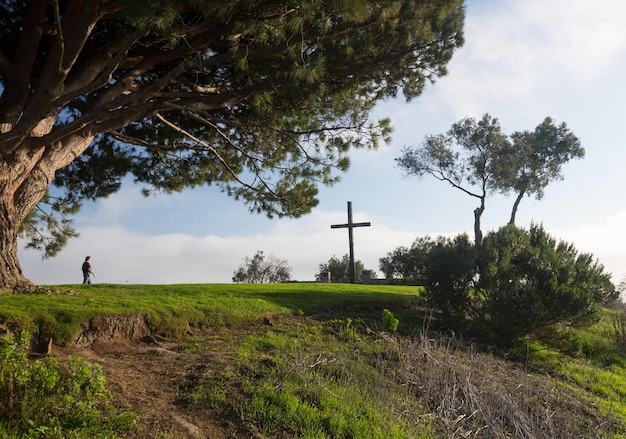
[
  {"x1": 1, "y1": 283, "x2": 626, "y2": 438},
  {"x1": 0, "y1": 331, "x2": 136, "y2": 438}
]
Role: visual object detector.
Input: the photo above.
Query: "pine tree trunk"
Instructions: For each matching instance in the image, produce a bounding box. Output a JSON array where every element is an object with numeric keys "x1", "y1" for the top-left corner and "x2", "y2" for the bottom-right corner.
[
  {"x1": 473, "y1": 206, "x2": 484, "y2": 247},
  {"x1": 0, "y1": 151, "x2": 43, "y2": 292},
  {"x1": 0, "y1": 205, "x2": 37, "y2": 293},
  {"x1": 0, "y1": 135, "x2": 93, "y2": 292},
  {"x1": 473, "y1": 193, "x2": 487, "y2": 248}
]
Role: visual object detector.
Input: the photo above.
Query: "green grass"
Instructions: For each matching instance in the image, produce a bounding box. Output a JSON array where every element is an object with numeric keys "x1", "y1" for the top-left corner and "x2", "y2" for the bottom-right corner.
[
  {"x1": 3, "y1": 283, "x2": 626, "y2": 438},
  {"x1": 178, "y1": 314, "x2": 438, "y2": 439},
  {"x1": 0, "y1": 283, "x2": 421, "y2": 344}
]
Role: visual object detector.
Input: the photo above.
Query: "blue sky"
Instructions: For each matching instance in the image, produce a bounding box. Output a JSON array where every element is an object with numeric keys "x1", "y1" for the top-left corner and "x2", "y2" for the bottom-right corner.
[{"x1": 20, "y1": 0, "x2": 626, "y2": 286}]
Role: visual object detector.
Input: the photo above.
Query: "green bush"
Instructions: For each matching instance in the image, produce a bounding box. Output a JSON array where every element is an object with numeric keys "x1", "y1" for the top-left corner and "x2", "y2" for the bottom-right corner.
[
  {"x1": 414, "y1": 225, "x2": 616, "y2": 346},
  {"x1": 381, "y1": 309, "x2": 399, "y2": 334},
  {"x1": 476, "y1": 225, "x2": 616, "y2": 345},
  {"x1": 421, "y1": 233, "x2": 477, "y2": 331},
  {"x1": 0, "y1": 331, "x2": 136, "y2": 438}
]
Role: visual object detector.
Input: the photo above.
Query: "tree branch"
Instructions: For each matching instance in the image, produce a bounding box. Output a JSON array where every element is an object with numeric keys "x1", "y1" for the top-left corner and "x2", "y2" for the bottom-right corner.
[{"x1": 154, "y1": 112, "x2": 260, "y2": 193}]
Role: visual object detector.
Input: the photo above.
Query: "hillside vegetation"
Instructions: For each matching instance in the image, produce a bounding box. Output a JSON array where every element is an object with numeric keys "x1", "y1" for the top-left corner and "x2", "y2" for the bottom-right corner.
[{"x1": 1, "y1": 283, "x2": 626, "y2": 438}]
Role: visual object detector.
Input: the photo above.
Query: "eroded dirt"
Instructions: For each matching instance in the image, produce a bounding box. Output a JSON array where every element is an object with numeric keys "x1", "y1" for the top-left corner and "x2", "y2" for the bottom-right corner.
[{"x1": 52, "y1": 314, "x2": 266, "y2": 439}]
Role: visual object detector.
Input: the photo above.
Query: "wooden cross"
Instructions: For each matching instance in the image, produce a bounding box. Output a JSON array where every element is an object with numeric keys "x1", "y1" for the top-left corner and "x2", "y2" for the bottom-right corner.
[{"x1": 331, "y1": 201, "x2": 371, "y2": 283}]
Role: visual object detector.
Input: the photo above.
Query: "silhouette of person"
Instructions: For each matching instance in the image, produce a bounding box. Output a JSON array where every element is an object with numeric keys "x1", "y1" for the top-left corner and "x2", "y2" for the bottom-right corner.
[{"x1": 82, "y1": 256, "x2": 96, "y2": 284}]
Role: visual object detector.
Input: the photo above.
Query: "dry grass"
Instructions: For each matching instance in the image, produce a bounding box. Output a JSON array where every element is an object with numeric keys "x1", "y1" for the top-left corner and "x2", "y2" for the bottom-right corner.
[{"x1": 378, "y1": 332, "x2": 620, "y2": 438}]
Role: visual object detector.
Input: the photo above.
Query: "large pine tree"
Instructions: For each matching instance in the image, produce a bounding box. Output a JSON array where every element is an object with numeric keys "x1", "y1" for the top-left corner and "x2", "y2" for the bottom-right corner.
[{"x1": 0, "y1": 0, "x2": 464, "y2": 291}]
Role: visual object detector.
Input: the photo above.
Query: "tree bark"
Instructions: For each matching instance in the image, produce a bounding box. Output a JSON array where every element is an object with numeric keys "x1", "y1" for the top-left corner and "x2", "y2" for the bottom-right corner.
[
  {"x1": 0, "y1": 134, "x2": 93, "y2": 292},
  {"x1": 473, "y1": 207, "x2": 483, "y2": 247},
  {"x1": 0, "y1": 200, "x2": 37, "y2": 293},
  {"x1": 508, "y1": 189, "x2": 525, "y2": 225}
]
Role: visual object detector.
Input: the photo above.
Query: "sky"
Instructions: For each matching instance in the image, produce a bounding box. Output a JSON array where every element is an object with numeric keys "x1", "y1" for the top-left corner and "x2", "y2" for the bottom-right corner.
[{"x1": 19, "y1": 0, "x2": 626, "y2": 286}]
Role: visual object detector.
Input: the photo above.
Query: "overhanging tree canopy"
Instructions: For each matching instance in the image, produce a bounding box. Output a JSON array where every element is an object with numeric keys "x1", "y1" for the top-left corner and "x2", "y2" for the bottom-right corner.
[{"x1": 0, "y1": 0, "x2": 464, "y2": 291}]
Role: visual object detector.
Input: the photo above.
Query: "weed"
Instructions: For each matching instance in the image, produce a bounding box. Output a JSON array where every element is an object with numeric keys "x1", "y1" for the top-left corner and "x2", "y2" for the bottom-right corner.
[
  {"x1": 382, "y1": 308, "x2": 399, "y2": 334},
  {"x1": 0, "y1": 331, "x2": 137, "y2": 438},
  {"x1": 174, "y1": 338, "x2": 205, "y2": 353}
]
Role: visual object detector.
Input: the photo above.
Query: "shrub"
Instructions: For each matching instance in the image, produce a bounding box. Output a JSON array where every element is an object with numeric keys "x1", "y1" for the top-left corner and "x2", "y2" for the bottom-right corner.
[
  {"x1": 475, "y1": 225, "x2": 616, "y2": 345},
  {"x1": 316, "y1": 254, "x2": 373, "y2": 283},
  {"x1": 0, "y1": 331, "x2": 136, "y2": 437},
  {"x1": 381, "y1": 309, "x2": 399, "y2": 334},
  {"x1": 414, "y1": 225, "x2": 616, "y2": 346},
  {"x1": 379, "y1": 236, "x2": 435, "y2": 283},
  {"x1": 421, "y1": 234, "x2": 477, "y2": 331}
]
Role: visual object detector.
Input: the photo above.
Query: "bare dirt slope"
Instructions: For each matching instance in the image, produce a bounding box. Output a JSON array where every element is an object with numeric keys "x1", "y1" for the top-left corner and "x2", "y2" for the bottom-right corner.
[{"x1": 53, "y1": 315, "x2": 258, "y2": 439}]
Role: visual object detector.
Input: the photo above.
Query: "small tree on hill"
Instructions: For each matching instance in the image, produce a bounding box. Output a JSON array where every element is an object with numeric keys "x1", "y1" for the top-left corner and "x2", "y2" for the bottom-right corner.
[
  {"x1": 379, "y1": 236, "x2": 436, "y2": 283},
  {"x1": 317, "y1": 254, "x2": 374, "y2": 283},
  {"x1": 232, "y1": 251, "x2": 291, "y2": 284}
]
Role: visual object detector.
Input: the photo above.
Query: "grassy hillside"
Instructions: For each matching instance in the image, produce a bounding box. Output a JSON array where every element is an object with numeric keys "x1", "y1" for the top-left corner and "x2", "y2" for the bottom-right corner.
[{"x1": 1, "y1": 283, "x2": 625, "y2": 438}]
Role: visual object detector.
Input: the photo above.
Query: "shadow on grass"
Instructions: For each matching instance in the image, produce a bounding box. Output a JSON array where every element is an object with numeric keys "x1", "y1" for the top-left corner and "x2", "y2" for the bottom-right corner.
[{"x1": 242, "y1": 288, "x2": 429, "y2": 334}]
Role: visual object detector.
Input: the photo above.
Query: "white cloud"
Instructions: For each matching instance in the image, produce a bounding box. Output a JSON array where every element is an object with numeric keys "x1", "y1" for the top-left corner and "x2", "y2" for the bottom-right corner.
[
  {"x1": 425, "y1": 0, "x2": 626, "y2": 120},
  {"x1": 20, "y1": 208, "x2": 625, "y2": 286}
]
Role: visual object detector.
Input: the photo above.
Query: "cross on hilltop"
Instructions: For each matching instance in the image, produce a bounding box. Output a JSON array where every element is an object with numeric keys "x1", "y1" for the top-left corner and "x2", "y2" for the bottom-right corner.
[{"x1": 330, "y1": 201, "x2": 371, "y2": 283}]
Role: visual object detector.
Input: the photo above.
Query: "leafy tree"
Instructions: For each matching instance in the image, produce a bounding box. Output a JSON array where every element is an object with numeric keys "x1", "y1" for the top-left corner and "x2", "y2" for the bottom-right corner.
[
  {"x1": 379, "y1": 236, "x2": 435, "y2": 283},
  {"x1": 0, "y1": 0, "x2": 464, "y2": 291},
  {"x1": 396, "y1": 113, "x2": 508, "y2": 246},
  {"x1": 232, "y1": 251, "x2": 291, "y2": 283},
  {"x1": 317, "y1": 254, "x2": 374, "y2": 283},
  {"x1": 494, "y1": 118, "x2": 584, "y2": 225},
  {"x1": 396, "y1": 114, "x2": 583, "y2": 246}
]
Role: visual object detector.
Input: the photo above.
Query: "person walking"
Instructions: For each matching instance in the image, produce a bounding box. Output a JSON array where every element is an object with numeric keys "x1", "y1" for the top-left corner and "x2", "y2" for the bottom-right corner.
[{"x1": 82, "y1": 256, "x2": 96, "y2": 284}]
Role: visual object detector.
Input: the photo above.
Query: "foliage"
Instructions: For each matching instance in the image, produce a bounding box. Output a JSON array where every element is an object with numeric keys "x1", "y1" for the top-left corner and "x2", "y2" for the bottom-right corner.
[
  {"x1": 232, "y1": 250, "x2": 292, "y2": 283},
  {"x1": 396, "y1": 113, "x2": 583, "y2": 245},
  {"x1": 474, "y1": 224, "x2": 616, "y2": 345},
  {"x1": 612, "y1": 310, "x2": 626, "y2": 354},
  {"x1": 495, "y1": 117, "x2": 584, "y2": 224},
  {"x1": 420, "y1": 234, "x2": 477, "y2": 331},
  {"x1": 385, "y1": 225, "x2": 617, "y2": 344},
  {"x1": 381, "y1": 308, "x2": 399, "y2": 334},
  {"x1": 18, "y1": 191, "x2": 80, "y2": 259},
  {"x1": 379, "y1": 236, "x2": 435, "y2": 282},
  {"x1": 316, "y1": 254, "x2": 375, "y2": 282},
  {"x1": 396, "y1": 113, "x2": 508, "y2": 245},
  {"x1": 0, "y1": 331, "x2": 136, "y2": 438},
  {"x1": 0, "y1": 0, "x2": 465, "y2": 277}
]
